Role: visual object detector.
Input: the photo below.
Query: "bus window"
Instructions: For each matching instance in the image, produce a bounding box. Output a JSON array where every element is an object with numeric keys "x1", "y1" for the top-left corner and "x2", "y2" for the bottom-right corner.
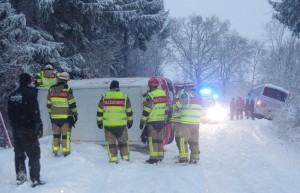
[{"x1": 263, "y1": 87, "x2": 288, "y2": 102}]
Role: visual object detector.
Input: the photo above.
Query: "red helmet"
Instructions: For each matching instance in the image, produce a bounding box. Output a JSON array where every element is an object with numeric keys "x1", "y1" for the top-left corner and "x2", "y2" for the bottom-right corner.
[{"x1": 148, "y1": 77, "x2": 159, "y2": 88}]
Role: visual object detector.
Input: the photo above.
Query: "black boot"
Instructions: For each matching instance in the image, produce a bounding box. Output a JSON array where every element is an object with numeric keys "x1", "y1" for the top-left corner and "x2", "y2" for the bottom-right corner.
[
  {"x1": 146, "y1": 159, "x2": 159, "y2": 164},
  {"x1": 31, "y1": 179, "x2": 46, "y2": 188}
]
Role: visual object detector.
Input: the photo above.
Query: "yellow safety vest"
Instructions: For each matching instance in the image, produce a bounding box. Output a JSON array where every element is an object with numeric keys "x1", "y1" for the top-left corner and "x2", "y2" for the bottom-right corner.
[
  {"x1": 37, "y1": 71, "x2": 59, "y2": 87},
  {"x1": 142, "y1": 89, "x2": 167, "y2": 123},
  {"x1": 178, "y1": 91, "x2": 201, "y2": 124},
  {"x1": 171, "y1": 89, "x2": 185, "y2": 123},
  {"x1": 103, "y1": 91, "x2": 127, "y2": 127},
  {"x1": 48, "y1": 86, "x2": 76, "y2": 119}
]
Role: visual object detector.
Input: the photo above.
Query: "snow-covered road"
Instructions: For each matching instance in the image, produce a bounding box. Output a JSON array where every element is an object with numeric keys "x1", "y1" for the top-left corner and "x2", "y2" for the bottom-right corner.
[{"x1": 1, "y1": 119, "x2": 300, "y2": 193}]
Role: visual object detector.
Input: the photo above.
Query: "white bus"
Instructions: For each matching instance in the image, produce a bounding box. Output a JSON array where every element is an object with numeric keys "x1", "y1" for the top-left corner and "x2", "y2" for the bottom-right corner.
[{"x1": 248, "y1": 84, "x2": 289, "y2": 120}]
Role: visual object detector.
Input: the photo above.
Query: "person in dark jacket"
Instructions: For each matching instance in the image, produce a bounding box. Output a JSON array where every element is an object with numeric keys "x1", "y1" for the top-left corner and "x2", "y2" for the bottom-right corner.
[
  {"x1": 244, "y1": 99, "x2": 250, "y2": 119},
  {"x1": 250, "y1": 98, "x2": 255, "y2": 120},
  {"x1": 7, "y1": 73, "x2": 45, "y2": 187}
]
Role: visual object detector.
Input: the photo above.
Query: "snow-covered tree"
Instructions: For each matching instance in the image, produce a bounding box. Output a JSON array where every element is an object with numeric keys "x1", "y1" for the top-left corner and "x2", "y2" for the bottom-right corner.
[
  {"x1": 269, "y1": 0, "x2": 300, "y2": 37},
  {"x1": 10, "y1": 0, "x2": 168, "y2": 78},
  {"x1": 167, "y1": 15, "x2": 230, "y2": 85},
  {"x1": 214, "y1": 32, "x2": 253, "y2": 100},
  {"x1": 0, "y1": 1, "x2": 66, "y2": 113}
]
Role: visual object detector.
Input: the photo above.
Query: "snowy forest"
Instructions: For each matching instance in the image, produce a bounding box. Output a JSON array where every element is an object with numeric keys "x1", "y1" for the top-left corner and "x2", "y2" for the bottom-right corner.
[{"x1": 0, "y1": 0, "x2": 300, "y2": 140}]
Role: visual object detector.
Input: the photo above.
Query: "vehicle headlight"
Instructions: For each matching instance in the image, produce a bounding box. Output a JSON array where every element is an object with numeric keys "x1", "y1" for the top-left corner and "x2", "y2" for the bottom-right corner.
[{"x1": 206, "y1": 105, "x2": 227, "y2": 122}]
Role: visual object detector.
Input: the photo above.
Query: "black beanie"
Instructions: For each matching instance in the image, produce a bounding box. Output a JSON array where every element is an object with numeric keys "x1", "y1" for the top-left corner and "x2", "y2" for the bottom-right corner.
[
  {"x1": 19, "y1": 73, "x2": 32, "y2": 86},
  {"x1": 110, "y1": 80, "x2": 119, "y2": 89}
]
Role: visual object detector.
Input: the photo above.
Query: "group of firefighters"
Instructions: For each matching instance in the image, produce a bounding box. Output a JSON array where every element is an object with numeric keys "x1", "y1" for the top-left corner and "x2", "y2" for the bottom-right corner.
[{"x1": 7, "y1": 64, "x2": 202, "y2": 186}]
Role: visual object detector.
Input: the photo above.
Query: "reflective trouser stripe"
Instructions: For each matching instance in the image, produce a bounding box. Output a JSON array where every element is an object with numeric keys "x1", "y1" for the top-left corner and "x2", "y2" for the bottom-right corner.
[
  {"x1": 106, "y1": 142, "x2": 118, "y2": 162},
  {"x1": 52, "y1": 134, "x2": 61, "y2": 153},
  {"x1": 179, "y1": 137, "x2": 188, "y2": 159},
  {"x1": 62, "y1": 132, "x2": 71, "y2": 155},
  {"x1": 148, "y1": 136, "x2": 159, "y2": 157}
]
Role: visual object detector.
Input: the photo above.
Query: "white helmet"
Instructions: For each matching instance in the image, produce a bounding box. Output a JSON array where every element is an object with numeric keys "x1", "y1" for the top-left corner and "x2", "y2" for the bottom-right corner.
[
  {"x1": 43, "y1": 64, "x2": 54, "y2": 70},
  {"x1": 58, "y1": 72, "x2": 70, "y2": 81}
]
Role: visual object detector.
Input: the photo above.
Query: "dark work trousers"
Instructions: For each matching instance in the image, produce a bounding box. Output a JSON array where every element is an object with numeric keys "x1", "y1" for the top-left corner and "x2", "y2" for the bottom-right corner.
[
  {"x1": 13, "y1": 132, "x2": 41, "y2": 182},
  {"x1": 175, "y1": 123, "x2": 200, "y2": 161},
  {"x1": 52, "y1": 122, "x2": 71, "y2": 156},
  {"x1": 105, "y1": 126, "x2": 129, "y2": 162}
]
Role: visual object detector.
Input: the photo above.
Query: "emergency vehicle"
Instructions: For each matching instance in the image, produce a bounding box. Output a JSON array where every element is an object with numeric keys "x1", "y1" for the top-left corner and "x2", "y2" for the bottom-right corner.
[{"x1": 38, "y1": 77, "x2": 174, "y2": 144}]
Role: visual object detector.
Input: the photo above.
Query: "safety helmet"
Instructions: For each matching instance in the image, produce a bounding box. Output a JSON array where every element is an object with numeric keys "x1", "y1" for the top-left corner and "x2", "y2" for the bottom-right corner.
[
  {"x1": 58, "y1": 72, "x2": 70, "y2": 81},
  {"x1": 43, "y1": 64, "x2": 54, "y2": 70},
  {"x1": 148, "y1": 77, "x2": 159, "y2": 88}
]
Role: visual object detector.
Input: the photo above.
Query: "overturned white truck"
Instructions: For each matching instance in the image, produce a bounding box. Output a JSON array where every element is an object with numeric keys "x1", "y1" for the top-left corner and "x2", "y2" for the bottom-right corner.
[{"x1": 38, "y1": 77, "x2": 174, "y2": 144}]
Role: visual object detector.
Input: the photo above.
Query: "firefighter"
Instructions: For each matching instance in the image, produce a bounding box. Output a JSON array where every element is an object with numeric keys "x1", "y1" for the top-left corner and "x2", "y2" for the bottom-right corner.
[
  {"x1": 140, "y1": 77, "x2": 167, "y2": 164},
  {"x1": 47, "y1": 72, "x2": 78, "y2": 156},
  {"x1": 35, "y1": 64, "x2": 60, "y2": 87},
  {"x1": 175, "y1": 82, "x2": 201, "y2": 164},
  {"x1": 96, "y1": 80, "x2": 133, "y2": 163},
  {"x1": 7, "y1": 73, "x2": 45, "y2": 187}
]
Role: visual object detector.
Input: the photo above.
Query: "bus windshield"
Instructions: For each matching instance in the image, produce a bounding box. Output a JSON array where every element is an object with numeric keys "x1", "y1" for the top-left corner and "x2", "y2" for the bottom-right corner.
[{"x1": 263, "y1": 87, "x2": 288, "y2": 102}]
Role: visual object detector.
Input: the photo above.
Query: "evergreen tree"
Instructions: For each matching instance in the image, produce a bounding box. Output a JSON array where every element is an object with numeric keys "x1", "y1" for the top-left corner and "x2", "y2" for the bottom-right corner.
[
  {"x1": 10, "y1": 0, "x2": 168, "y2": 77},
  {"x1": 269, "y1": 0, "x2": 300, "y2": 36},
  {"x1": 0, "y1": 0, "x2": 65, "y2": 112}
]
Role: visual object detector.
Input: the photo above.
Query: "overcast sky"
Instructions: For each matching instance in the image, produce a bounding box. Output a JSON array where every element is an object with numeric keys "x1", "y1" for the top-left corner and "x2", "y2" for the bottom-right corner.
[{"x1": 164, "y1": 0, "x2": 274, "y2": 40}]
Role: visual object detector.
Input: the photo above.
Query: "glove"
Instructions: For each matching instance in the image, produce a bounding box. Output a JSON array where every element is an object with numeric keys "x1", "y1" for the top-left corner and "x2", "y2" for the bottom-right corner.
[
  {"x1": 97, "y1": 122, "x2": 103, "y2": 129},
  {"x1": 34, "y1": 122, "x2": 43, "y2": 138},
  {"x1": 139, "y1": 122, "x2": 144, "y2": 130},
  {"x1": 127, "y1": 122, "x2": 133, "y2": 129},
  {"x1": 73, "y1": 115, "x2": 78, "y2": 124}
]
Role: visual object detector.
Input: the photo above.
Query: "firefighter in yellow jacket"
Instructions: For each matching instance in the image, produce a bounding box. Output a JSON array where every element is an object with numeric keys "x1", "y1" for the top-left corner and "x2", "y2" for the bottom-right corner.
[
  {"x1": 35, "y1": 64, "x2": 60, "y2": 87},
  {"x1": 97, "y1": 80, "x2": 133, "y2": 163},
  {"x1": 174, "y1": 82, "x2": 201, "y2": 164},
  {"x1": 140, "y1": 77, "x2": 167, "y2": 164},
  {"x1": 47, "y1": 72, "x2": 78, "y2": 156}
]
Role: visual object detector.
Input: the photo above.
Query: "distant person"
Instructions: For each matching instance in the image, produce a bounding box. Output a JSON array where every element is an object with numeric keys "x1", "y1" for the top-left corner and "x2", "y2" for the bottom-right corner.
[
  {"x1": 236, "y1": 97, "x2": 245, "y2": 120},
  {"x1": 35, "y1": 64, "x2": 60, "y2": 87},
  {"x1": 250, "y1": 98, "x2": 255, "y2": 120},
  {"x1": 96, "y1": 80, "x2": 133, "y2": 163},
  {"x1": 47, "y1": 72, "x2": 78, "y2": 156},
  {"x1": 244, "y1": 99, "x2": 250, "y2": 119},
  {"x1": 7, "y1": 73, "x2": 45, "y2": 187},
  {"x1": 230, "y1": 98, "x2": 236, "y2": 120}
]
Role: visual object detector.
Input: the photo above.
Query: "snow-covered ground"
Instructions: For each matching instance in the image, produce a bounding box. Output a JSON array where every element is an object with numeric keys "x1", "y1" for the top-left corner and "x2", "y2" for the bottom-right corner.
[{"x1": 1, "y1": 119, "x2": 300, "y2": 193}]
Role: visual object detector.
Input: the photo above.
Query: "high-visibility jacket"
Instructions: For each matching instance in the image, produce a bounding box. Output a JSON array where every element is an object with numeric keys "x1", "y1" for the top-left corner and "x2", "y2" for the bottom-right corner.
[
  {"x1": 97, "y1": 90, "x2": 133, "y2": 127},
  {"x1": 141, "y1": 88, "x2": 167, "y2": 123},
  {"x1": 47, "y1": 83, "x2": 77, "y2": 120},
  {"x1": 176, "y1": 90, "x2": 201, "y2": 125},
  {"x1": 170, "y1": 89, "x2": 185, "y2": 123},
  {"x1": 36, "y1": 70, "x2": 59, "y2": 87}
]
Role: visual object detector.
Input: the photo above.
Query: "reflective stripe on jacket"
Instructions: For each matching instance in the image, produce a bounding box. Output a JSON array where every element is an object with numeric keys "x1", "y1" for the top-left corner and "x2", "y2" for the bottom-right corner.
[
  {"x1": 141, "y1": 88, "x2": 167, "y2": 123},
  {"x1": 98, "y1": 91, "x2": 128, "y2": 127},
  {"x1": 36, "y1": 71, "x2": 59, "y2": 87},
  {"x1": 176, "y1": 91, "x2": 201, "y2": 124},
  {"x1": 47, "y1": 83, "x2": 77, "y2": 119},
  {"x1": 171, "y1": 89, "x2": 185, "y2": 123}
]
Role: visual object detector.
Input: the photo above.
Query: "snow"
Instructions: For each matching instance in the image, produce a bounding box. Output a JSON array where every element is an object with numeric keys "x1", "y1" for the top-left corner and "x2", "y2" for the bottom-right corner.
[{"x1": 1, "y1": 119, "x2": 300, "y2": 193}]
